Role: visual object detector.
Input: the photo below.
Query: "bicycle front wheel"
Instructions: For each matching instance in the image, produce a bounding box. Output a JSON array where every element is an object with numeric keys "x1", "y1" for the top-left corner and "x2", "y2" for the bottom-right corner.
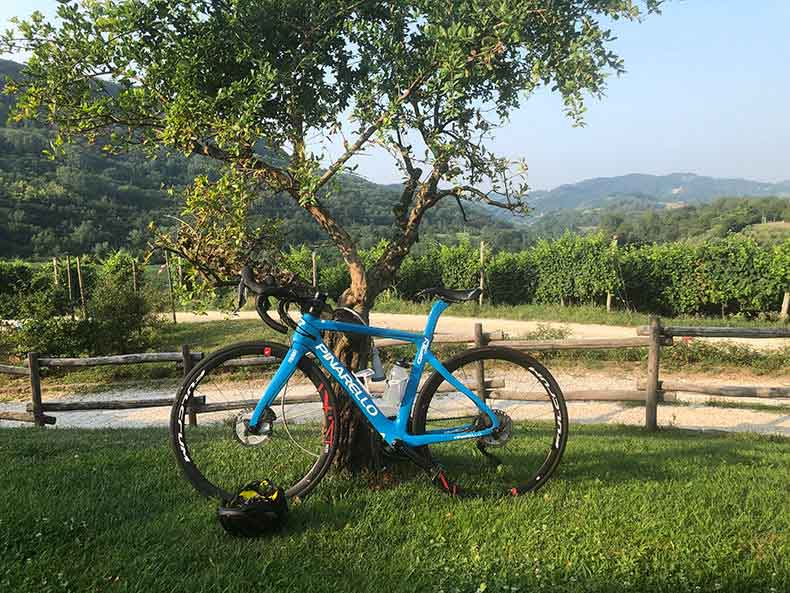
[
  {"x1": 170, "y1": 341, "x2": 338, "y2": 502},
  {"x1": 411, "y1": 346, "x2": 568, "y2": 496}
]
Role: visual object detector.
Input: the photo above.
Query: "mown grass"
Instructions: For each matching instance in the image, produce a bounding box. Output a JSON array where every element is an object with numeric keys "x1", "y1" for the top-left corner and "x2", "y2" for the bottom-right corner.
[{"x1": 0, "y1": 424, "x2": 787, "y2": 593}]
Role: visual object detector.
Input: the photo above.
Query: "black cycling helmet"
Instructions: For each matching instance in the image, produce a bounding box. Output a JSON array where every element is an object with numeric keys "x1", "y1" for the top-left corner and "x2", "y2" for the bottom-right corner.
[{"x1": 217, "y1": 479, "x2": 288, "y2": 537}]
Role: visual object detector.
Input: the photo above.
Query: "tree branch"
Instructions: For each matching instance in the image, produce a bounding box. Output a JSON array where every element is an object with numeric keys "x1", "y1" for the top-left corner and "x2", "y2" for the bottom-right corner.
[{"x1": 315, "y1": 64, "x2": 436, "y2": 191}]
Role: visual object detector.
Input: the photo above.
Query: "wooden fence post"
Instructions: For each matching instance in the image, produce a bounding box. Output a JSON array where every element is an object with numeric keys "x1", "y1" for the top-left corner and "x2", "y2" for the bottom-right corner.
[
  {"x1": 781, "y1": 291, "x2": 790, "y2": 321},
  {"x1": 28, "y1": 352, "x2": 45, "y2": 427},
  {"x1": 478, "y1": 241, "x2": 485, "y2": 306},
  {"x1": 474, "y1": 322, "x2": 488, "y2": 401},
  {"x1": 165, "y1": 251, "x2": 177, "y2": 324},
  {"x1": 606, "y1": 292, "x2": 613, "y2": 312},
  {"x1": 311, "y1": 250, "x2": 318, "y2": 288},
  {"x1": 76, "y1": 256, "x2": 87, "y2": 318},
  {"x1": 182, "y1": 344, "x2": 197, "y2": 426},
  {"x1": 645, "y1": 315, "x2": 662, "y2": 432}
]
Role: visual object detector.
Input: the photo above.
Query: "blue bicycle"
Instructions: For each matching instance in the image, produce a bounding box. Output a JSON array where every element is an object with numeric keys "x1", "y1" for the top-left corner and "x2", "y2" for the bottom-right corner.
[{"x1": 171, "y1": 267, "x2": 568, "y2": 500}]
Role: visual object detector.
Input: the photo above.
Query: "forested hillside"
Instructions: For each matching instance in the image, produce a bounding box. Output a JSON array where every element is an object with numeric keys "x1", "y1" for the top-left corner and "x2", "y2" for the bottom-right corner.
[
  {"x1": 530, "y1": 196, "x2": 790, "y2": 244},
  {"x1": 0, "y1": 59, "x2": 524, "y2": 258},
  {"x1": 3, "y1": 56, "x2": 788, "y2": 259}
]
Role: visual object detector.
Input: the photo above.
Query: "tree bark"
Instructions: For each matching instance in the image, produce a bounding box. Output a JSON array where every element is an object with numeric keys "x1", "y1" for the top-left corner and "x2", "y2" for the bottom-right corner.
[{"x1": 328, "y1": 274, "x2": 385, "y2": 473}]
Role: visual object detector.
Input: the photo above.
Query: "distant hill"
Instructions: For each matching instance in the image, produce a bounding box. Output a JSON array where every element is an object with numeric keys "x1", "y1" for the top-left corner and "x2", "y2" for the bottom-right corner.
[
  {"x1": 528, "y1": 173, "x2": 790, "y2": 213},
  {"x1": 3, "y1": 57, "x2": 788, "y2": 258}
]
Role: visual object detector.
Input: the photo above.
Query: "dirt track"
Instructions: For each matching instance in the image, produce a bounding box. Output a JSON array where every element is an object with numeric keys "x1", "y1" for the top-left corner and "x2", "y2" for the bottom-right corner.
[{"x1": 174, "y1": 311, "x2": 790, "y2": 350}]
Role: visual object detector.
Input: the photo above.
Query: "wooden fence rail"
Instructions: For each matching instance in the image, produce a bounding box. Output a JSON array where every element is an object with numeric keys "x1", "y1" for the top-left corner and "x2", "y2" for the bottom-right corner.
[
  {"x1": 0, "y1": 346, "x2": 203, "y2": 426},
  {"x1": 1, "y1": 317, "x2": 787, "y2": 430},
  {"x1": 636, "y1": 325, "x2": 790, "y2": 339},
  {"x1": 0, "y1": 363, "x2": 29, "y2": 376}
]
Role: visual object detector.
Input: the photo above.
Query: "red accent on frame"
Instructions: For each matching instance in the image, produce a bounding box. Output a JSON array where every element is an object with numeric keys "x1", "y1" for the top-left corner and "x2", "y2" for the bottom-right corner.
[
  {"x1": 320, "y1": 384, "x2": 335, "y2": 446},
  {"x1": 263, "y1": 346, "x2": 272, "y2": 356}
]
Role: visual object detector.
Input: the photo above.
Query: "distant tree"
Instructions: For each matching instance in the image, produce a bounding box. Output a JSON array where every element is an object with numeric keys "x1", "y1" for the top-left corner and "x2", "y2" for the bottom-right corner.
[{"x1": 3, "y1": 0, "x2": 661, "y2": 471}]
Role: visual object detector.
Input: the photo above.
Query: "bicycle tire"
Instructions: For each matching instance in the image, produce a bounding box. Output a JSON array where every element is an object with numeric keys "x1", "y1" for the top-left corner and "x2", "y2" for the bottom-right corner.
[
  {"x1": 170, "y1": 341, "x2": 338, "y2": 501},
  {"x1": 411, "y1": 346, "x2": 568, "y2": 496}
]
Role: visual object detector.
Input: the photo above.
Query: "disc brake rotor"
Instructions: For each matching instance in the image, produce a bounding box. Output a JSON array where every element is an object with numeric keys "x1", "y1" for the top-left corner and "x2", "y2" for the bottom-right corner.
[{"x1": 234, "y1": 408, "x2": 276, "y2": 447}]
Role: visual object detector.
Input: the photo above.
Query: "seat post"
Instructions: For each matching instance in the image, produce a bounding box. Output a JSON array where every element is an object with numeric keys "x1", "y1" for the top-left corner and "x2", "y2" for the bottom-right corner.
[{"x1": 424, "y1": 300, "x2": 450, "y2": 339}]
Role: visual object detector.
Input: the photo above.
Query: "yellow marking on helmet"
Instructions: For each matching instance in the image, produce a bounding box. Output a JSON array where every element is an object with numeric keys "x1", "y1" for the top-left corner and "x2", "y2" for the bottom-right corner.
[{"x1": 239, "y1": 489, "x2": 259, "y2": 500}]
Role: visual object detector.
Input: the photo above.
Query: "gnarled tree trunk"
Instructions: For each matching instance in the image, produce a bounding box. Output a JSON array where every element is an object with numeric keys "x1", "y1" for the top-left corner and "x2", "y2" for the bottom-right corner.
[{"x1": 328, "y1": 268, "x2": 385, "y2": 473}]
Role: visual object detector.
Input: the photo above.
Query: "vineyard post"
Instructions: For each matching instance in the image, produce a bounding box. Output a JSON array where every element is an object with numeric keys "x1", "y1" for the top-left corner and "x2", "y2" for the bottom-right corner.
[
  {"x1": 474, "y1": 323, "x2": 488, "y2": 401},
  {"x1": 479, "y1": 240, "x2": 485, "y2": 306},
  {"x1": 645, "y1": 315, "x2": 662, "y2": 432},
  {"x1": 165, "y1": 251, "x2": 177, "y2": 324},
  {"x1": 52, "y1": 257, "x2": 59, "y2": 286},
  {"x1": 65, "y1": 255, "x2": 74, "y2": 318},
  {"x1": 131, "y1": 259, "x2": 138, "y2": 293},
  {"x1": 76, "y1": 256, "x2": 87, "y2": 318},
  {"x1": 28, "y1": 352, "x2": 44, "y2": 427},
  {"x1": 781, "y1": 291, "x2": 789, "y2": 321},
  {"x1": 312, "y1": 250, "x2": 318, "y2": 287},
  {"x1": 182, "y1": 344, "x2": 197, "y2": 426},
  {"x1": 607, "y1": 234, "x2": 617, "y2": 312}
]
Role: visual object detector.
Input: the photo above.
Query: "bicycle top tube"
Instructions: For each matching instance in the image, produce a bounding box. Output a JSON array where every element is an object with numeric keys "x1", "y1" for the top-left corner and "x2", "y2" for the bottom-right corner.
[{"x1": 299, "y1": 298, "x2": 450, "y2": 343}]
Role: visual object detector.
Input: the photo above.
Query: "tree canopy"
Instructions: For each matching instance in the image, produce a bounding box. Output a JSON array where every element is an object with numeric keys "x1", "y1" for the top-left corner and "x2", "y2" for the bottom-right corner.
[{"x1": 3, "y1": 0, "x2": 661, "y2": 307}]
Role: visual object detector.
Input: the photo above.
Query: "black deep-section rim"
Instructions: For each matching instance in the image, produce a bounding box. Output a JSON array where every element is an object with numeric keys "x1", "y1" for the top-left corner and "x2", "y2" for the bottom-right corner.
[
  {"x1": 169, "y1": 341, "x2": 338, "y2": 502},
  {"x1": 410, "y1": 346, "x2": 569, "y2": 496}
]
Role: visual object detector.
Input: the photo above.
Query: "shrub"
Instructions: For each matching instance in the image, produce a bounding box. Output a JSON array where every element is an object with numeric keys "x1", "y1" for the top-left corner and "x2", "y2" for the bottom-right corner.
[
  {"x1": 485, "y1": 250, "x2": 535, "y2": 305},
  {"x1": 396, "y1": 253, "x2": 443, "y2": 298},
  {"x1": 5, "y1": 251, "x2": 159, "y2": 356},
  {"x1": 437, "y1": 240, "x2": 479, "y2": 289}
]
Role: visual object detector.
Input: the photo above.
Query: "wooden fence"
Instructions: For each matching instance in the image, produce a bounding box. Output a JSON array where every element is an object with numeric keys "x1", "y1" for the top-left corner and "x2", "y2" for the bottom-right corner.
[
  {"x1": 634, "y1": 319, "x2": 790, "y2": 430},
  {"x1": 1, "y1": 318, "x2": 788, "y2": 430}
]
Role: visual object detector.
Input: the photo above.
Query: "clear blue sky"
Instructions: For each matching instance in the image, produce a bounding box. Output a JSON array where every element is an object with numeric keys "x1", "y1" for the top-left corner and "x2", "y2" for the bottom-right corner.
[{"x1": 3, "y1": 0, "x2": 789, "y2": 190}]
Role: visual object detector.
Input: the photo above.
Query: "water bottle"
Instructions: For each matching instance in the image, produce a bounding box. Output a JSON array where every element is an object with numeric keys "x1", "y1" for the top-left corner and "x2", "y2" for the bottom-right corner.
[
  {"x1": 370, "y1": 344, "x2": 386, "y2": 382},
  {"x1": 380, "y1": 361, "x2": 410, "y2": 418}
]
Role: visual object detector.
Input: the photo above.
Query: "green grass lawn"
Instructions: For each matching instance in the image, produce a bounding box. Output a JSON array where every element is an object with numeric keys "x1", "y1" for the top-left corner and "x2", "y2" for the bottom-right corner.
[{"x1": 1, "y1": 424, "x2": 787, "y2": 593}]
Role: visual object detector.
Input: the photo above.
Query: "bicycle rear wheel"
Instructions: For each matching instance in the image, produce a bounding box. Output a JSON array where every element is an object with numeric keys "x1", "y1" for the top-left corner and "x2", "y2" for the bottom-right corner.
[
  {"x1": 411, "y1": 346, "x2": 568, "y2": 496},
  {"x1": 170, "y1": 341, "x2": 337, "y2": 502}
]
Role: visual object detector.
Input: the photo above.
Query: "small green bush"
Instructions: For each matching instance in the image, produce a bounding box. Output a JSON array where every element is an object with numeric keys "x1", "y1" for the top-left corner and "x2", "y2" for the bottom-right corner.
[{"x1": 5, "y1": 251, "x2": 159, "y2": 356}]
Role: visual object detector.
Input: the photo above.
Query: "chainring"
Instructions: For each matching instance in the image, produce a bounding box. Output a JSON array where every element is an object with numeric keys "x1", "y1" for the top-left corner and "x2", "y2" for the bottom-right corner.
[{"x1": 476, "y1": 409, "x2": 513, "y2": 447}]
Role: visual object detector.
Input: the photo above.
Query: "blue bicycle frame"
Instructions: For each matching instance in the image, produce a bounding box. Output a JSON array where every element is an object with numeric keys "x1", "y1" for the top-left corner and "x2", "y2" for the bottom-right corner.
[{"x1": 248, "y1": 300, "x2": 500, "y2": 447}]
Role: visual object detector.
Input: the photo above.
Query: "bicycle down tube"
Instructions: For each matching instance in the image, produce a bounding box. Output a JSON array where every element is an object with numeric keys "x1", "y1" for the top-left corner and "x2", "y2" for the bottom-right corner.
[{"x1": 248, "y1": 299, "x2": 501, "y2": 447}]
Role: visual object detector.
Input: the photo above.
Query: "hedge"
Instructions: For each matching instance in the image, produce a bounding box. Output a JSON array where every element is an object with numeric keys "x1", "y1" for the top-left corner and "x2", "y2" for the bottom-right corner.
[
  {"x1": 314, "y1": 234, "x2": 789, "y2": 317},
  {"x1": 4, "y1": 234, "x2": 787, "y2": 320}
]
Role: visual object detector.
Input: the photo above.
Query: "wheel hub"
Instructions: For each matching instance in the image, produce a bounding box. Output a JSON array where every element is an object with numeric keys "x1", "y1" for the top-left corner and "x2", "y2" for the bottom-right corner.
[{"x1": 234, "y1": 408, "x2": 276, "y2": 446}]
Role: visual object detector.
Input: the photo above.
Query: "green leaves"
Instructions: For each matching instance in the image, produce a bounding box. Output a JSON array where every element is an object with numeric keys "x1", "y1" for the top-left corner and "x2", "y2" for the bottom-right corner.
[{"x1": 1, "y1": 0, "x2": 662, "y2": 296}]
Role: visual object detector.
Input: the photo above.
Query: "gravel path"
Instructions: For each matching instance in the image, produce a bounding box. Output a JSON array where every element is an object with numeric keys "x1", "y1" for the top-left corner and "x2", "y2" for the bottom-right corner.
[
  {"x1": 2, "y1": 312, "x2": 786, "y2": 435},
  {"x1": 175, "y1": 310, "x2": 790, "y2": 351}
]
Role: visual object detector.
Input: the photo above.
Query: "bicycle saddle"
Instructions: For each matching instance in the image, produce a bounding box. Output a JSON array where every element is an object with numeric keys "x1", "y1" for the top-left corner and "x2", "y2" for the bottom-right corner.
[{"x1": 415, "y1": 287, "x2": 482, "y2": 303}]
